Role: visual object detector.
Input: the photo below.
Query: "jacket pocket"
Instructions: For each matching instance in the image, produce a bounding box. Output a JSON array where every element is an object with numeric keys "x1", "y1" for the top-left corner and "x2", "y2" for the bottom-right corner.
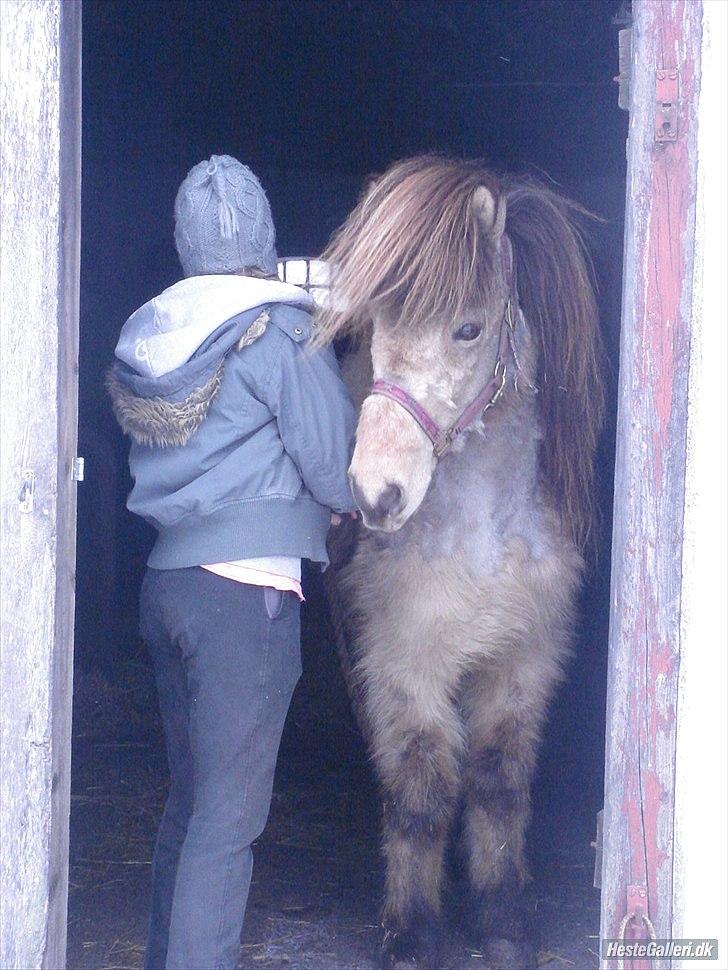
[{"x1": 264, "y1": 586, "x2": 284, "y2": 620}]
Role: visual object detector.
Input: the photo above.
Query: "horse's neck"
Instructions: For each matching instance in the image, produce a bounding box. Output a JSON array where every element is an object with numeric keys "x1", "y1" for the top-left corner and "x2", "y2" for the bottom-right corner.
[
  {"x1": 395, "y1": 395, "x2": 547, "y2": 566},
  {"x1": 438, "y1": 398, "x2": 542, "y2": 518}
]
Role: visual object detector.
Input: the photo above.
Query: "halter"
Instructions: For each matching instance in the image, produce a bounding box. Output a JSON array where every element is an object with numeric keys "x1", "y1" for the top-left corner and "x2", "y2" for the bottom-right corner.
[{"x1": 370, "y1": 244, "x2": 520, "y2": 460}]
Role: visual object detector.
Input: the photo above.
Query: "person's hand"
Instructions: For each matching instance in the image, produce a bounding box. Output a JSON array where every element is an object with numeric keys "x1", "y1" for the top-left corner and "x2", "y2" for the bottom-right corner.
[{"x1": 330, "y1": 511, "x2": 358, "y2": 526}]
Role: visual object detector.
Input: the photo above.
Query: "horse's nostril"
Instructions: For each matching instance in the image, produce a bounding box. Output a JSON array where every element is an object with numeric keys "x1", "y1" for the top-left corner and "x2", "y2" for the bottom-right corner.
[
  {"x1": 350, "y1": 478, "x2": 404, "y2": 525},
  {"x1": 376, "y1": 482, "x2": 404, "y2": 520}
]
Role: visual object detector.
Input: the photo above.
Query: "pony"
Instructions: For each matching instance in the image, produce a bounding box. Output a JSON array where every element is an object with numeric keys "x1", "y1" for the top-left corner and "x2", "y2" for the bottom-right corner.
[{"x1": 316, "y1": 156, "x2": 604, "y2": 970}]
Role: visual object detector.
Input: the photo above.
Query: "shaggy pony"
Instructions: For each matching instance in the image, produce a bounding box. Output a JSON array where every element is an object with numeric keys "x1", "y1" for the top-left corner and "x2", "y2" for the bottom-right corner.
[{"x1": 319, "y1": 155, "x2": 604, "y2": 970}]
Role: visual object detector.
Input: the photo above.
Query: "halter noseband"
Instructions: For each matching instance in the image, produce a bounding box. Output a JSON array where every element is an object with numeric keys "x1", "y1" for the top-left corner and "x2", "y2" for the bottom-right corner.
[{"x1": 370, "y1": 245, "x2": 519, "y2": 460}]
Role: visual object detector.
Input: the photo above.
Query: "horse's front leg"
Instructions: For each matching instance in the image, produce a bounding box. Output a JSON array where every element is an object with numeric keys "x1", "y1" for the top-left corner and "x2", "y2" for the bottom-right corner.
[
  {"x1": 362, "y1": 652, "x2": 464, "y2": 970},
  {"x1": 460, "y1": 658, "x2": 552, "y2": 970}
]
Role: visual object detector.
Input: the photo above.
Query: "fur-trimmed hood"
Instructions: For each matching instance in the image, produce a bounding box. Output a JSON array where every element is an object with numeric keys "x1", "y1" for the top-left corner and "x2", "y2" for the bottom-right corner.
[{"x1": 108, "y1": 275, "x2": 313, "y2": 448}]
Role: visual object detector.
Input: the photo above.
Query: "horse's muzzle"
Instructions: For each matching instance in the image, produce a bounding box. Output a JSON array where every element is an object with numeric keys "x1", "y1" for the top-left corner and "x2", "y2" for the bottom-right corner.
[{"x1": 350, "y1": 477, "x2": 405, "y2": 531}]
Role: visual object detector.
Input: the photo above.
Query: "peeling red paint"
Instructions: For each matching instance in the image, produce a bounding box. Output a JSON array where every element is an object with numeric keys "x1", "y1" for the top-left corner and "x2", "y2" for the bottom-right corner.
[{"x1": 602, "y1": 1, "x2": 702, "y2": 963}]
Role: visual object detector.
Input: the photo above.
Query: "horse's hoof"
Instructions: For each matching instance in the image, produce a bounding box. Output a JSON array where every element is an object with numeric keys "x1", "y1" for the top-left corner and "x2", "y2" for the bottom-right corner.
[
  {"x1": 380, "y1": 923, "x2": 443, "y2": 970},
  {"x1": 480, "y1": 937, "x2": 538, "y2": 970}
]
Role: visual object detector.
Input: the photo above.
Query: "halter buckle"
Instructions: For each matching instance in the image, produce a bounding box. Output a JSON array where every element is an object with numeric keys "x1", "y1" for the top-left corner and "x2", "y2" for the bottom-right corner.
[
  {"x1": 483, "y1": 360, "x2": 507, "y2": 415},
  {"x1": 433, "y1": 429, "x2": 453, "y2": 459}
]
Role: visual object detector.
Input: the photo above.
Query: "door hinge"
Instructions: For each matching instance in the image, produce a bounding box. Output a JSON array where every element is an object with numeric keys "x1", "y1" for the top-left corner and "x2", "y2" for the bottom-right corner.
[
  {"x1": 655, "y1": 69, "x2": 679, "y2": 142},
  {"x1": 19, "y1": 468, "x2": 35, "y2": 513},
  {"x1": 592, "y1": 808, "x2": 603, "y2": 888},
  {"x1": 614, "y1": 28, "x2": 632, "y2": 111},
  {"x1": 72, "y1": 456, "x2": 85, "y2": 482}
]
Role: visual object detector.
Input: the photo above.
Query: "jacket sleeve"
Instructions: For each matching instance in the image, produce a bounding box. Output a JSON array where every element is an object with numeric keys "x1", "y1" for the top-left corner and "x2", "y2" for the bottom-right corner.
[{"x1": 263, "y1": 334, "x2": 358, "y2": 513}]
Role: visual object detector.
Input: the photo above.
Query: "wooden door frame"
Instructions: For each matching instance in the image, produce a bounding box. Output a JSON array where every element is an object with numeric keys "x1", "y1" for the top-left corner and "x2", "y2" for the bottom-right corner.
[
  {"x1": 1, "y1": 2, "x2": 724, "y2": 968},
  {"x1": 0, "y1": 2, "x2": 81, "y2": 967},
  {"x1": 600, "y1": 1, "x2": 727, "y2": 966}
]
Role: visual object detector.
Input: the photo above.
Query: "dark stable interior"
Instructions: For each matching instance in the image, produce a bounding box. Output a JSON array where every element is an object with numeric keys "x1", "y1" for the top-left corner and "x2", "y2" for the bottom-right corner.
[{"x1": 70, "y1": 1, "x2": 627, "y2": 967}]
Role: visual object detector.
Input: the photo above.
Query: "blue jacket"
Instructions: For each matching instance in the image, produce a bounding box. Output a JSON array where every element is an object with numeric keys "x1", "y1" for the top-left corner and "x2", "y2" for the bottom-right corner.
[{"x1": 107, "y1": 277, "x2": 356, "y2": 568}]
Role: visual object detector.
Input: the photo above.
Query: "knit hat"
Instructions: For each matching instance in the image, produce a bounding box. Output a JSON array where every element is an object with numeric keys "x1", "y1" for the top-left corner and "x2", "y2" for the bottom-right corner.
[{"x1": 173, "y1": 155, "x2": 278, "y2": 278}]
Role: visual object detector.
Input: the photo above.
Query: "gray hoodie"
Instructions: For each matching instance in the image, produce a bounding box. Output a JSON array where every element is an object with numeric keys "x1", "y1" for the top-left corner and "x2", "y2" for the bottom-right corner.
[{"x1": 107, "y1": 275, "x2": 357, "y2": 569}]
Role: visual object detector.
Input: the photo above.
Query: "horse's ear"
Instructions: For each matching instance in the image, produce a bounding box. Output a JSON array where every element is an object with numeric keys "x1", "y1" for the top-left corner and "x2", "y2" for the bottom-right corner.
[{"x1": 471, "y1": 186, "x2": 506, "y2": 241}]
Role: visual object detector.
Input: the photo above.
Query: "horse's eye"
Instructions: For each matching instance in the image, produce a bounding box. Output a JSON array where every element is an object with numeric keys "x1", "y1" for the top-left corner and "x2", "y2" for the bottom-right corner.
[{"x1": 453, "y1": 322, "x2": 482, "y2": 342}]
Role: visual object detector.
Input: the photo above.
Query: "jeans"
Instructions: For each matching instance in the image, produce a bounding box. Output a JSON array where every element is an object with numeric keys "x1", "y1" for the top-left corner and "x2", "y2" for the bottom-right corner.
[{"x1": 139, "y1": 567, "x2": 302, "y2": 970}]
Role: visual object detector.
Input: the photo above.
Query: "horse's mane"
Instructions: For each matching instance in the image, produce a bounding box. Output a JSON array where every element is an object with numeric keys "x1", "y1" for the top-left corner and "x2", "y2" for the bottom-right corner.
[
  {"x1": 503, "y1": 176, "x2": 605, "y2": 554},
  {"x1": 314, "y1": 156, "x2": 500, "y2": 337},
  {"x1": 315, "y1": 155, "x2": 605, "y2": 553}
]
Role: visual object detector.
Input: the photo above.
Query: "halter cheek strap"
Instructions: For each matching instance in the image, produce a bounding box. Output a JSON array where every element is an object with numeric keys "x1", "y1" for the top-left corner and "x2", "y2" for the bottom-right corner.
[
  {"x1": 371, "y1": 316, "x2": 510, "y2": 458},
  {"x1": 370, "y1": 241, "x2": 519, "y2": 459},
  {"x1": 368, "y1": 379, "x2": 443, "y2": 447}
]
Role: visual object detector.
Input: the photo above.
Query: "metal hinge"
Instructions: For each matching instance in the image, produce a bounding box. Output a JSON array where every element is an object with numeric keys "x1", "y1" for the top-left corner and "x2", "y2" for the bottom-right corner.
[
  {"x1": 655, "y1": 69, "x2": 679, "y2": 142},
  {"x1": 614, "y1": 28, "x2": 632, "y2": 111},
  {"x1": 19, "y1": 468, "x2": 35, "y2": 513},
  {"x1": 612, "y1": 0, "x2": 632, "y2": 27},
  {"x1": 72, "y1": 456, "x2": 85, "y2": 482},
  {"x1": 592, "y1": 808, "x2": 603, "y2": 888}
]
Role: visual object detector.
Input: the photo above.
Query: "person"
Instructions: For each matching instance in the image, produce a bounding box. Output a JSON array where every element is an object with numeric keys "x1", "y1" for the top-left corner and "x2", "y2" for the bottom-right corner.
[{"x1": 107, "y1": 155, "x2": 357, "y2": 970}]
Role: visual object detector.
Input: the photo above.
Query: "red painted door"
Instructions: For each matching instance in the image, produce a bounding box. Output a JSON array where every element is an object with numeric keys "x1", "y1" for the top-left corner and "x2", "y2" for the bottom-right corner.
[{"x1": 600, "y1": 2, "x2": 703, "y2": 967}]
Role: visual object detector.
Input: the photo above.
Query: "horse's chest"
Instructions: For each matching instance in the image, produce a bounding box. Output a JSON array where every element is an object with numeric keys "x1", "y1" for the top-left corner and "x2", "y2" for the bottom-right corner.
[
  {"x1": 399, "y1": 444, "x2": 538, "y2": 565},
  {"x1": 352, "y1": 537, "x2": 510, "y2": 657}
]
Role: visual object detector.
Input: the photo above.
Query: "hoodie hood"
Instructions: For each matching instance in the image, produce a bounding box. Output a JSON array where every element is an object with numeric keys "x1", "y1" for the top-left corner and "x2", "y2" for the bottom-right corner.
[
  {"x1": 115, "y1": 274, "x2": 313, "y2": 378},
  {"x1": 108, "y1": 275, "x2": 314, "y2": 448}
]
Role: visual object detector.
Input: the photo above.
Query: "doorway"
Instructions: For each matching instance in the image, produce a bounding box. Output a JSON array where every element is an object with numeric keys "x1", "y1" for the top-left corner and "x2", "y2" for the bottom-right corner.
[{"x1": 70, "y1": 2, "x2": 626, "y2": 966}]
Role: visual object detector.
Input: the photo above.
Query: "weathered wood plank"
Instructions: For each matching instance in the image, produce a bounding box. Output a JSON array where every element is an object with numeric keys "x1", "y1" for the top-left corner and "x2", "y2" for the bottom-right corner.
[
  {"x1": 44, "y1": 3, "x2": 82, "y2": 967},
  {"x1": 671, "y1": 0, "x2": 728, "y2": 962},
  {"x1": 600, "y1": 1, "x2": 702, "y2": 966},
  {"x1": 0, "y1": 2, "x2": 81, "y2": 967}
]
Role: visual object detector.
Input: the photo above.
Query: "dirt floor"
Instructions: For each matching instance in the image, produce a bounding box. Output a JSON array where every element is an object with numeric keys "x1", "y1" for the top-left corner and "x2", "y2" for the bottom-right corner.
[{"x1": 67, "y1": 582, "x2": 601, "y2": 970}]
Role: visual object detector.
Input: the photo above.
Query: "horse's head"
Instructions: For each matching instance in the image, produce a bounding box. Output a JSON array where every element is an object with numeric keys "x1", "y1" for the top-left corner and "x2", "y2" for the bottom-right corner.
[
  {"x1": 315, "y1": 156, "x2": 604, "y2": 546},
  {"x1": 350, "y1": 191, "x2": 516, "y2": 531}
]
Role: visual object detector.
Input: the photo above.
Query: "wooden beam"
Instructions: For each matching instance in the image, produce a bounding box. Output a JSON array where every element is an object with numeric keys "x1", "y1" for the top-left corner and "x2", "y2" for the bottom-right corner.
[
  {"x1": 45, "y1": 2, "x2": 82, "y2": 966},
  {"x1": 0, "y1": 2, "x2": 81, "y2": 967},
  {"x1": 671, "y1": 0, "x2": 728, "y2": 962},
  {"x1": 600, "y1": 1, "x2": 702, "y2": 966}
]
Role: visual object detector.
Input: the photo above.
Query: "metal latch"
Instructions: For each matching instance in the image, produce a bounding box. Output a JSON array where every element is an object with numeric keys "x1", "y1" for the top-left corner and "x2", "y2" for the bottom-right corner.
[
  {"x1": 614, "y1": 887, "x2": 657, "y2": 970},
  {"x1": 655, "y1": 70, "x2": 679, "y2": 142},
  {"x1": 72, "y1": 456, "x2": 85, "y2": 482}
]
